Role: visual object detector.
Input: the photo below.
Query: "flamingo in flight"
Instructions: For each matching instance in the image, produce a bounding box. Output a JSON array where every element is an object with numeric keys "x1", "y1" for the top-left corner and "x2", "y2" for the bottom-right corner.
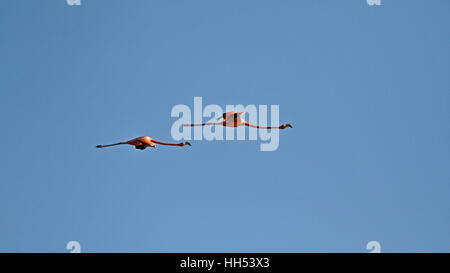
[
  {"x1": 96, "y1": 136, "x2": 191, "y2": 150},
  {"x1": 183, "y1": 112, "x2": 292, "y2": 129}
]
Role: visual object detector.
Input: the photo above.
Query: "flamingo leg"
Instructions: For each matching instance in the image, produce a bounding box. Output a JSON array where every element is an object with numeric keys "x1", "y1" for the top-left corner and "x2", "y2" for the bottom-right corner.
[
  {"x1": 151, "y1": 140, "x2": 191, "y2": 146},
  {"x1": 183, "y1": 122, "x2": 223, "y2": 127}
]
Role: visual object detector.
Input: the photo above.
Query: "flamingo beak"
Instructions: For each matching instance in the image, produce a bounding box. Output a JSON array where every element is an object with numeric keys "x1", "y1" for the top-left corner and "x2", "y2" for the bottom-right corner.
[{"x1": 185, "y1": 142, "x2": 191, "y2": 146}]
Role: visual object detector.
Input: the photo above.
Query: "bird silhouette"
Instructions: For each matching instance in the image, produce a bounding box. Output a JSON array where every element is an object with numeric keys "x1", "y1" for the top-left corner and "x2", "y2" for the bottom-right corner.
[
  {"x1": 96, "y1": 136, "x2": 191, "y2": 150},
  {"x1": 183, "y1": 111, "x2": 292, "y2": 129}
]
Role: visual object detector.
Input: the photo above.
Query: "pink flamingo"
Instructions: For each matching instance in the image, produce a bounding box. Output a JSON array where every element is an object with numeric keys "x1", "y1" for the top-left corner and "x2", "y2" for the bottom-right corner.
[
  {"x1": 96, "y1": 136, "x2": 191, "y2": 150},
  {"x1": 183, "y1": 112, "x2": 292, "y2": 129}
]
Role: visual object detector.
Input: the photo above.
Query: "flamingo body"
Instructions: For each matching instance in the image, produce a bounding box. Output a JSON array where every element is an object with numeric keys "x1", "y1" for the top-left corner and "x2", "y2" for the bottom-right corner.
[{"x1": 222, "y1": 111, "x2": 246, "y2": 127}]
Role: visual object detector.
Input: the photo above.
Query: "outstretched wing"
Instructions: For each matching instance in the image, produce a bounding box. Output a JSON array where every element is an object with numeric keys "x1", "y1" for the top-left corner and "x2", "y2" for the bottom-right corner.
[
  {"x1": 219, "y1": 111, "x2": 245, "y2": 121},
  {"x1": 136, "y1": 136, "x2": 154, "y2": 146}
]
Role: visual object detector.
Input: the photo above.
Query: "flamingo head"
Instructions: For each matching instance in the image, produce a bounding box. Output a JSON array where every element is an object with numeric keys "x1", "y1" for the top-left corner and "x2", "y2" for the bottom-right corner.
[
  {"x1": 181, "y1": 141, "x2": 191, "y2": 146},
  {"x1": 280, "y1": 124, "x2": 293, "y2": 129}
]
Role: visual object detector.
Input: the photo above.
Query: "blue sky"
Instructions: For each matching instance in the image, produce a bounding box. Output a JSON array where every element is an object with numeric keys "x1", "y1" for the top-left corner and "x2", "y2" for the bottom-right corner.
[{"x1": 0, "y1": 0, "x2": 449, "y2": 252}]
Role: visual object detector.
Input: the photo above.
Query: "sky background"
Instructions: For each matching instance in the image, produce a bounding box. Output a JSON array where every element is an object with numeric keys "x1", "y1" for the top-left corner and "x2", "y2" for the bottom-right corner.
[{"x1": 0, "y1": 0, "x2": 449, "y2": 252}]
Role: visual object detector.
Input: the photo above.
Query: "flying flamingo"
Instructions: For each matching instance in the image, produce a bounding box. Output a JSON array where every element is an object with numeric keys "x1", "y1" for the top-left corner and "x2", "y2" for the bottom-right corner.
[
  {"x1": 183, "y1": 112, "x2": 292, "y2": 129},
  {"x1": 96, "y1": 136, "x2": 191, "y2": 150}
]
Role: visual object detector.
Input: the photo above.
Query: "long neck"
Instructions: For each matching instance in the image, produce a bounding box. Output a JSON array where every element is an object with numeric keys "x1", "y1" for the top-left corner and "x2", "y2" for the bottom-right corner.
[
  {"x1": 96, "y1": 142, "x2": 125, "y2": 148},
  {"x1": 245, "y1": 122, "x2": 280, "y2": 129}
]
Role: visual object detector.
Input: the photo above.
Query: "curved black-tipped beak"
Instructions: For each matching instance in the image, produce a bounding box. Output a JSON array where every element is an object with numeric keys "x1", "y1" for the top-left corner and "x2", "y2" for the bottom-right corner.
[{"x1": 185, "y1": 142, "x2": 191, "y2": 146}]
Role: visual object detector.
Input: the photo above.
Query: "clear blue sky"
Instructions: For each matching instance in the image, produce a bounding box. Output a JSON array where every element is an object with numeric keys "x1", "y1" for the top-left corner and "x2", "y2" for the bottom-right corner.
[{"x1": 1, "y1": 0, "x2": 449, "y2": 252}]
